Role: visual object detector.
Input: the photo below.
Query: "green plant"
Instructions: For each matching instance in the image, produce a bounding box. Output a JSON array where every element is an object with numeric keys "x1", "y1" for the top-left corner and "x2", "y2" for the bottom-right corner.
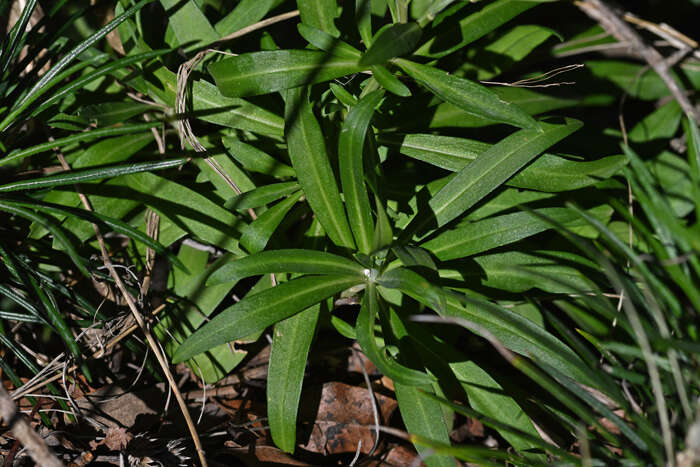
[{"x1": 1, "y1": 0, "x2": 698, "y2": 465}]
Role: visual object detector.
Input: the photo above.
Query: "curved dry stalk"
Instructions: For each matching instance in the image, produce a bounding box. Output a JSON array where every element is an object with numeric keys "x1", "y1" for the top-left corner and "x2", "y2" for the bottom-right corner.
[{"x1": 51, "y1": 152, "x2": 207, "y2": 467}]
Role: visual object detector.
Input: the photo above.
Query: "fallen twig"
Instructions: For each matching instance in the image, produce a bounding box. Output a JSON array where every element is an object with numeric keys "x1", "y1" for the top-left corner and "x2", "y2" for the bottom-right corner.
[{"x1": 0, "y1": 384, "x2": 64, "y2": 467}]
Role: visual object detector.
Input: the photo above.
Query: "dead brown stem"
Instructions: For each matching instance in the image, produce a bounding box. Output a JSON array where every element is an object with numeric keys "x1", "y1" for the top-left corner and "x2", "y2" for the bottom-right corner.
[{"x1": 0, "y1": 384, "x2": 63, "y2": 467}]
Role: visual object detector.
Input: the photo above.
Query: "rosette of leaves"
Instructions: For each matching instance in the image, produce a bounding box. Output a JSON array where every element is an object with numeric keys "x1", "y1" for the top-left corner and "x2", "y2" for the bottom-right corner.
[{"x1": 153, "y1": 0, "x2": 635, "y2": 463}]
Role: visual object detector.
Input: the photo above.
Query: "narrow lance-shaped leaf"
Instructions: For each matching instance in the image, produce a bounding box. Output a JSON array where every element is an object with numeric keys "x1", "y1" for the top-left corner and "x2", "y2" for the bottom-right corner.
[
  {"x1": 682, "y1": 117, "x2": 700, "y2": 219},
  {"x1": 356, "y1": 283, "x2": 434, "y2": 386},
  {"x1": 297, "y1": 0, "x2": 340, "y2": 37},
  {"x1": 174, "y1": 275, "x2": 362, "y2": 362},
  {"x1": 297, "y1": 24, "x2": 361, "y2": 59},
  {"x1": 226, "y1": 183, "x2": 301, "y2": 210},
  {"x1": 378, "y1": 132, "x2": 627, "y2": 192},
  {"x1": 356, "y1": 0, "x2": 372, "y2": 46},
  {"x1": 268, "y1": 303, "x2": 321, "y2": 453},
  {"x1": 395, "y1": 58, "x2": 537, "y2": 129},
  {"x1": 394, "y1": 383, "x2": 457, "y2": 467},
  {"x1": 1, "y1": 0, "x2": 152, "y2": 132},
  {"x1": 0, "y1": 202, "x2": 89, "y2": 277},
  {"x1": 415, "y1": 0, "x2": 541, "y2": 58},
  {"x1": 0, "y1": 158, "x2": 187, "y2": 192},
  {"x1": 284, "y1": 87, "x2": 355, "y2": 249},
  {"x1": 0, "y1": 198, "x2": 186, "y2": 271},
  {"x1": 422, "y1": 208, "x2": 582, "y2": 260},
  {"x1": 378, "y1": 267, "x2": 446, "y2": 314},
  {"x1": 209, "y1": 50, "x2": 363, "y2": 98},
  {"x1": 32, "y1": 49, "x2": 173, "y2": 119},
  {"x1": 406, "y1": 119, "x2": 581, "y2": 237},
  {"x1": 208, "y1": 249, "x2": 366, "y2": 286},
  {"x1": 360, "y1": 22, "x2": 422, "y2": 66},
  {"x1": 240, "y1": 192, "x2": 302, "y2": 253},
  {"x1": 339, "y1": 90, "x2": 384, "y2": 254},
  {"x1": 159, "y1": 0, "x2": 218, "y2": 47},
  {"x1": 222, "y1": 138, "x2": 294, "y2": 177},
  {"x1": 1, "y1": 122, "x2": 159, "y2": 167},
  {"x1": 0, "y1": 0, "x2": 38, "y2": 74},
  {"x1": 371, "y1": 65, "x2": 411, "y2": 97}
]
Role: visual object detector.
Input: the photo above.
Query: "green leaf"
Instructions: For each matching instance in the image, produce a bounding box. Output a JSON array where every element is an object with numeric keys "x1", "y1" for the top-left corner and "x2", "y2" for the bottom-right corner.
[
  {"x1": 0, "y1": 202, "x2": 89, "y2": 277},
  {"x1": 0, "y1": 158, "x2": 186, "y2": 193},
  {"x1": 423, "y1": 207, "x2": 587, "y2": 260},
  {"x1": 189, "y1": 78, "x2": 285, "y2": 138},
  {"x1": 442, "y1": 293, "x2": 601, "y2": 390},
  {"x1": 159, "y1": 0, "x2": 218, "y2": 47},
  {"x1": 153, "y1": 68, "x2": 284, "y2": 138},
  {"x1": 285, "y1": 87, "x2": 355, "y2": 249},
  {"x1": 209, "y1": 50, "x2": 362, "y2": 97},
  {"x1": 394, "y1": 383, "x2": 457, "y2": 467},
  {"x1": 0, "y1": 1, "x2": 154, "y2": 132},
  {"x1": 373, "y1": 195, "x2": 394, "y2": 251},
  {"x1": 194, "y1": 153, "x2": 255, "y2": 199},
  {"x1": 32, "y1": 49, "x2": 173, "y2": 119},
  {"x1": 370, "y1": 65, "x2": 411, "y2": 97},
  {"x1": 378, "y1": 132, "x2": 625, "y2": 192},
  {"x1": 422, "y1": 392, "x2": 580, "y2": 463},
  {"x1": 443, "y1": 250, "x2": 597, "y2": 294},
  {"x1": 173, "y1": 275, "x2": 362, "y2": 362},
  {"x1": 408, "y1": 119, "x2": 581, "y2": 235},
  {"x1": 75, "y1": 102, "x2": 154, "y2": 126},
  {"x1": 356, "y1": 283, "x2": 434, "y2": 386},
  {"x1": 355, "y1": 0, "x2": 372, "y2": 46},
  {"x1": 360, "y1": 22, "x2": 422, "y2": 66},
  {"x1": 450, "y1": 361, "x2": 545, "y2": 456},
  {"x1": 683, "y1": 117, "x2": 700, "y2": 215},
  {"x1": 297, "y1": 24, "x2": 361, "y2": 59},
  {"x1": 241, "y1": 192, "x2": 302, "y2": 253},
  {"x1": 628, "y1": 100, "x2": 682, "y2": 143},
  {"x1": 1, "y1": 123, "x2": 159, "y2": 167},
  {"x1": 0, "y1": 198, "x2": 185, "y2": 272},
  {"x1": 117, "y1": 172, "x2": 245, "y2": 254},
  {"x1": 208, "y1": 249, "x2": 365, "y2": 286},
  {"x1": 268, "y1": 304, "x2": 320, "y2": 453},
  {"x1": 415, "y1": 0, "x2": 542, "y2": 58},
  {"x1": 222, "y1": 138, "x2": 295, "y2": 177},
  {"x1": 339, "y1": 90, "x2": 383, "y2": 254},
  {"x1": 330, "y1": 82, "x2": 358, "y2": 106},
  {"x1": 395, "y1": 58, "x2": 537, "y2": 129},
  {"x1": 0, "y1": 0, "x2": 38, "y2": 74},
  {"x1": 473, "y1": 24, "x2": 559, "y2": 80},
  {"x1": 215, "y1": 0, "x2": 282, "y2": 35},
  {"x1": 428, "y1": 86, "x2": 581, "y2": 129},
  {"x1": 378, "y1": 267, "x2": 446, "y2": 314},
  {"x1": 416, "y1": 0, "x2": 458, "y2": 27},
  {"x1": 226, "y1": 183, "x2": 301, "y2": 210},
  {"x1": 156, "y1": 246, "x2": 245, "y2": 383},
  {"x1": 297, "y1": 0, "x2": 340, "y2": 37},
  {"x1": 71, "y1": 132, "x2": 154, "y2": 169},
  {"x1": 586, "y1": 60, "x2": 671, "y2": 100}
]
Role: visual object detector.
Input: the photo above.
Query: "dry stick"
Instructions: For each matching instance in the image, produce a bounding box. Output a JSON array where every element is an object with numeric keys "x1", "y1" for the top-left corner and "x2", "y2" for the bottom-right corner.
[
  {"x1": 0, "y1": 385, "x2": 64, "y2": 467},
  {"x1": 53, "y1": 154, "x2": 208, "y2": 467},
  {"x1": 574, "y1": 0, "x2": 700, "y2": 123}
]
